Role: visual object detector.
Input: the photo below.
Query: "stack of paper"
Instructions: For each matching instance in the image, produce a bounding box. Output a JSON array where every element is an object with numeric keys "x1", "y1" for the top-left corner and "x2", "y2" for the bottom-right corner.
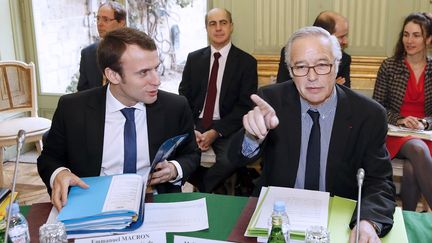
[
  {"x1": 388, "y1": 124, "x2": 432, "y2": 140},
  {"x1": 245, "y1": 186, "x2": 329, "y2": 238},
  {"x1": 58, "y1": 174, "x2": 145, "y2": 234}
]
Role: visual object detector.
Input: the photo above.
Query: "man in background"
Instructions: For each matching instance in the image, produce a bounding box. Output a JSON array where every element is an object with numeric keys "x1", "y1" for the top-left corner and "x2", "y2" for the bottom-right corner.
[
  {"x1": 277, "y1": 11, "x2": 351, "y2": 87},
  {"x1": 179, "y1": 8, "x2": 257, "y2": 193},
  {"x1": 38, "y1": 28, "x2": 200, "y2": 211},
  {"x1": 77, "y1": 1, "x2": 126, "y2": 91}
]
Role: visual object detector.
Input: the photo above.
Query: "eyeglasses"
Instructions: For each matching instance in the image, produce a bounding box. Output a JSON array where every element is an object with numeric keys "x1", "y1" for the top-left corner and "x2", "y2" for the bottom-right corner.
[
  {"x1": 290, "y1": 63, "x2": 333, "y2": 77},
  {"x1": 95, "y1": 16, "x2": 116, "y2": 23}
]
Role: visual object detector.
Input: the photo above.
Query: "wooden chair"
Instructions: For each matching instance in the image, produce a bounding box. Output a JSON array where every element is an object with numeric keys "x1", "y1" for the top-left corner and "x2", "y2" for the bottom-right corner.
[{"x1": 0, "y1": 61, "x2": 51, "y2": 187}]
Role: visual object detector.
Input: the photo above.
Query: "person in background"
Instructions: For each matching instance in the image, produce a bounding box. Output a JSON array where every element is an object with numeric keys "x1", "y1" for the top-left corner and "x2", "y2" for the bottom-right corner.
[
  {"x1": 77, "y1": 1, "x2": 126, "y2": 91},
  {"x1": 38, "y1": 28, "x2": 200, "y2": 211},
  {"x1": 179, "y1": 8, "x2": 257, "y2": 193},
  {"x1": 373, "y1": 12, "x2": 432, "y2": 211},
  {"x1": 231, "y1": 26, "x2": 395, "y2": 242},
  {"x1": 277, "y1": 11, "x2": 351, "y2": 87}
]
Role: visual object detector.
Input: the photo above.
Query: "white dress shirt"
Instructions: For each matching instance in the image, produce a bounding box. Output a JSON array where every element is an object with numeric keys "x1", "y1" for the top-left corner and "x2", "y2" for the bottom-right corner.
[{"x1": 199, "y1": 42, "x2": 232, "y2": 120}]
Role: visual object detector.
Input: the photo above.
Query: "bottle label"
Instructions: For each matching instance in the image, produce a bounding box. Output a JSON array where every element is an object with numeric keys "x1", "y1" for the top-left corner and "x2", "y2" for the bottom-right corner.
[{"x1": 8, "y1": 225, "x2": 30, "y2": 243}]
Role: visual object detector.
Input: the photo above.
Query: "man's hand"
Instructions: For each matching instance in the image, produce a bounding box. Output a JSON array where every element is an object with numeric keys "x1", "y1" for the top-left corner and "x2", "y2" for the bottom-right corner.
[
  {"x1": 397, "y1": 116, "x2": 424, "y2": 130},
  {"x1": 194, "y1": 130, "x2": 203, "y2": 147},
  {"x1": 243, "y1": 94, "x2": 279, "y2": 140},
  {"x1": 349, "y1": 220, "x2": 381, "y2": 243},
  {"x1": 194, "y1": 129, "x2": 218, "y2": 151},
  {"x1": 52, "y1": 170, "x2": 89, "y2": 212},
  {"x1": 198, "y1": 129, "x2": 218, "y2": 151},
  {"x1": 149, "y1": 161, "x2": 178, "y2": 185}
]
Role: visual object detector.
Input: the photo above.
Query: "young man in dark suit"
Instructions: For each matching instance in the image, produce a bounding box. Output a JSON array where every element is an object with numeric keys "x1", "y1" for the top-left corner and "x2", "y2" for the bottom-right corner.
[
  {"x1": 38, "y1": 28, "x2": 200, "y2": 211},
  {"x1": 77, "y1": 1, "x2": 126, "y2": 91},
  {"x1": 179, "y1": 8, "x2": 257, "y2": 193},
  {"x1": 277, "y1": 11, "x2": 352, "y2": 87},
  {"x1": 235, "y1": 26, "x2": 395, "y2": 241}
]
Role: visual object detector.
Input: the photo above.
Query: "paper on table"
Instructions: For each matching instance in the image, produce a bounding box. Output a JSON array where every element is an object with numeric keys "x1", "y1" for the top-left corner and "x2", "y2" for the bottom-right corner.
[
  {"x1": 174, "y1": 235, "x2": 234, "y2": 243},
  {"x1": 75, "y1": 231, "x2": 166, "y2": 243},
  {"x1": 250, "y1": 186, "x2": 329, "y2": 234},
  {"x1": 47, "y1": 197, "x2": 209, "y2": 239},
  {"x1": 138, "y1": 198, "x2": 209, "y2": 233}
]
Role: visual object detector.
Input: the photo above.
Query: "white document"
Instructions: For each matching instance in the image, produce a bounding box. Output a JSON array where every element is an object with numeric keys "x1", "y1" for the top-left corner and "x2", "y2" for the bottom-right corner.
[
  {"x1": 174, "y1": 235, "x2": 234, "y2": 243},
  {"x1": 388, "y1": 124, "x2": 432, "y2": 140},
  {"x1": 46, "y1": 197, "x2": 209, "y2": 239},
  {"x1": 252, "y1": 186, "x2": 329, "y2": 233},
  {"x1": 102, "y1": 174, "x2": 143, "y2": 213},
  {"x1": 138, "y1": 197, "x2": 209, "y2": 232},
  {"x1": 75, "y1": 231, "x2": 166, "y2": 243}
]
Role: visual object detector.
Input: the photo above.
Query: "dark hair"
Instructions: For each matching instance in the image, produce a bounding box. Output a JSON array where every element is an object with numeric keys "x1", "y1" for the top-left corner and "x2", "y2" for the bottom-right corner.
[
  {"x1": 205, "y1": 8, "x2": 232, "y2": 26},
  {"x1": 98, "y1": 27, "x2": 157, "y2": 76},
  {"x1": 100, "y1": 1, "x2": 126, "y2": 22},
  {"x1": 394, "y1": 12, "x2": 432, "y2": 60},
  {"x1": 313, "y1": 12, "x2": 336, "y2": 34}
]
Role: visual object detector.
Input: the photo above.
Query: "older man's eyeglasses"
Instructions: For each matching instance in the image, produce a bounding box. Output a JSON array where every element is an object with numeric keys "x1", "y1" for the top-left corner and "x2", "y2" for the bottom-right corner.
[
  {"x1": 95, "y1": 16, "x2": 116, "y2": 23},
  {"x1": 290, "y1": 63, "x2": 333, "y2": 77}
]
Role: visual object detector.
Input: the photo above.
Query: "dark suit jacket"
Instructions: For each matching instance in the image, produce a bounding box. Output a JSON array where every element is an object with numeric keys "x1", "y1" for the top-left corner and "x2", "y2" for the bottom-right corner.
[
  {"x1": 230, "y1": 81, "x2": 396, "y2": 237},
  {"x1": 179, "y1": 45, "x2": 258, "y2": 137},
  {"x1": 373, "y1": 57, "x2": 432, "y2": 126},
  {"x1": 37, "y1": 86, "x2": 200, "y2": 194},
  {"x1": 77, "y1": 42, "x2": 103, "y2": 91},
  {"x1": 276, "y1": 47, "x2": 352, "y2": 87}
]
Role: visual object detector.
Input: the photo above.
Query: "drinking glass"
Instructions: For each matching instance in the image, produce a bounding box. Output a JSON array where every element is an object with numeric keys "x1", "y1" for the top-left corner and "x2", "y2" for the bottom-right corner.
[
  {"x1": 39, "y1": 222, "x2": 67, "y2": 243},
  {"x1": 305, "y1": 225, "x2": 330, "y2": 243}
]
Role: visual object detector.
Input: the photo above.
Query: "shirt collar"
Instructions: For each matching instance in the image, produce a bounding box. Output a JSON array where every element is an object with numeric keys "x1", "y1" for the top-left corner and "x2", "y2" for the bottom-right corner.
[
  {"x1": 106, "y1": 84, "x2": 146, "y2": 113},
  {"x1": 300, "y1": 86, "x2": 337, "y2": 120},
  {"x1": 211, "y1": 42, "x2": 232, "y2": 58}
]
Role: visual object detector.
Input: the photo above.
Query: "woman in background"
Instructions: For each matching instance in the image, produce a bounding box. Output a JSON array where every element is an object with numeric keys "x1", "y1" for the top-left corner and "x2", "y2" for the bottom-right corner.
[{"x1": 373, "y1": 12, "x2": 432, "y2": 211}]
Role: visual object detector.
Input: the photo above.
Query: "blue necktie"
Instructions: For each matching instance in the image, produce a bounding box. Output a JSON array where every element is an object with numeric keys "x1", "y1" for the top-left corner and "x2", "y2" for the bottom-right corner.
[
  {"x1": 305, "y1": 110, "x2": 320, "y2": 190},
  {"x1": 121, "y1": 108, "x2": 137, "y2": 173}
]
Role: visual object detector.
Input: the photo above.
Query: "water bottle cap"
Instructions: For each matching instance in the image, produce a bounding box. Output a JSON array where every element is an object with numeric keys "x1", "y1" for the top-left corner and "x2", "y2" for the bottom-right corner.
[
  {"x1": 6, "y1": 202, "x2": 20, "y2": 215},
  {"x1": 273, "y1": 200, "x2": 286, "y2": 212}
]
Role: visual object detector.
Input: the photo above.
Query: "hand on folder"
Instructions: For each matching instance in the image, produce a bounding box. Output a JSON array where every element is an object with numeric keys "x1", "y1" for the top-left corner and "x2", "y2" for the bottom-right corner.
[
  {"x1": 52, "y1": 170, "x2": 89, "y2": 211},
  {"x1": 349, "y1": 220, "x2": 380, "y2": 243},
  {"x1": 148, "y1": 160, "x2": 178, "y2": 186}
]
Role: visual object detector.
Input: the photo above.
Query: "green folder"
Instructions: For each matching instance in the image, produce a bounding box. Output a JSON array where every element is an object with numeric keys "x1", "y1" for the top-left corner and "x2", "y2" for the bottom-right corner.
[
  {"x1": 246, "y1": 194, "x2": 408, "y2": 242},
  {"x1": 329, "y1": 196, "x2": 408, "y2": 243}
]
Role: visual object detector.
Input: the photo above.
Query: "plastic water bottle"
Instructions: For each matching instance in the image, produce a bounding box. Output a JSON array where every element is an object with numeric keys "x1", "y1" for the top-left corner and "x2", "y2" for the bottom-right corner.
[
  {"x1": 267, "y1": 201, "x2": 290, "y2": 243},
  {"x1": 6, "y1": 202, "x2": 30, "y2": 243}
]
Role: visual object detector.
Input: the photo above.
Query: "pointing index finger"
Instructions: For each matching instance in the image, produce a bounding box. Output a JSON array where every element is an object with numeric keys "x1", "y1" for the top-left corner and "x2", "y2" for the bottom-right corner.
[{"x1": 251, "y1": 94, "x2": 272, "y2": 110}]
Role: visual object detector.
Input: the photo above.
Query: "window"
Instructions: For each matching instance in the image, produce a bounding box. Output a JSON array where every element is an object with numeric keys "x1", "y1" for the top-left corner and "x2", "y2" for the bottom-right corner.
[{"x1": 32, "y1": 0, "x2": 207, "y2": 94}]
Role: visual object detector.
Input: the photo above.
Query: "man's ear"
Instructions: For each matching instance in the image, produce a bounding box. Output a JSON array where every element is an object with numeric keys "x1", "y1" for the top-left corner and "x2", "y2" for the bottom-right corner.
[{"x1": 104, "y1": 68, "x2": 121, "y2": 84}]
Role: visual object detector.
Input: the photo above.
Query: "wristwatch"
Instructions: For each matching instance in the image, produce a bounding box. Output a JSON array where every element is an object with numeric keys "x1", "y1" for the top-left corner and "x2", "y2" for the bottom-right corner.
[
  {"x1": 369, "y1": 220, "x2": 382, "y2": 235},
  {"x1": 420, "y1": 118, "x2": 429, "y2": 130}
]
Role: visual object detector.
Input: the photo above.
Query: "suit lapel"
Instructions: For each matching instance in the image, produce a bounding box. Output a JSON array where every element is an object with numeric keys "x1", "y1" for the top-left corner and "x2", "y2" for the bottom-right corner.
[
  {"x1": 146, "y1": 98, "x2": 165, "y2": 163},
  {"x1": 85, "y1": 87, "x2": 107, "y2": 174},
  {"x1": 285, "y1": 84, "x2": 302, "y2": 187},
  {"x1": 198, "y1": 47, "x2": 212, "y2": 107},
  {"x1": 326, "y1": 86, "x2": 352, "y2": 192},
  {"x1": 219, "y1": 45, "x2": 238, "y2": 103}
]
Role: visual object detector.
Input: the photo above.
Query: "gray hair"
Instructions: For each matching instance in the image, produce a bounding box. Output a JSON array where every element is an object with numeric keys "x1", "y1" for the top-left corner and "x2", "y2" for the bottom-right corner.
[{"x1": 284, "y1": 26, "x2": 342, "y2": 77}]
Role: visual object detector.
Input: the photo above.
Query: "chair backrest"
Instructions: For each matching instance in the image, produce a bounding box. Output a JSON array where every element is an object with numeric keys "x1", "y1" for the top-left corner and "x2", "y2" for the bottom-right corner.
[{"x1": 0, "y1": 61, "x2": 38, "y2": 117}]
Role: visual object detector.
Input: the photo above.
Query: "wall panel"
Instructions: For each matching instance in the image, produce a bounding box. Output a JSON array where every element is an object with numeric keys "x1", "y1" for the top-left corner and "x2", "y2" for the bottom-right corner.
[{"x1": 254, "y1": 0, "x2": 308, "y2": 53}]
